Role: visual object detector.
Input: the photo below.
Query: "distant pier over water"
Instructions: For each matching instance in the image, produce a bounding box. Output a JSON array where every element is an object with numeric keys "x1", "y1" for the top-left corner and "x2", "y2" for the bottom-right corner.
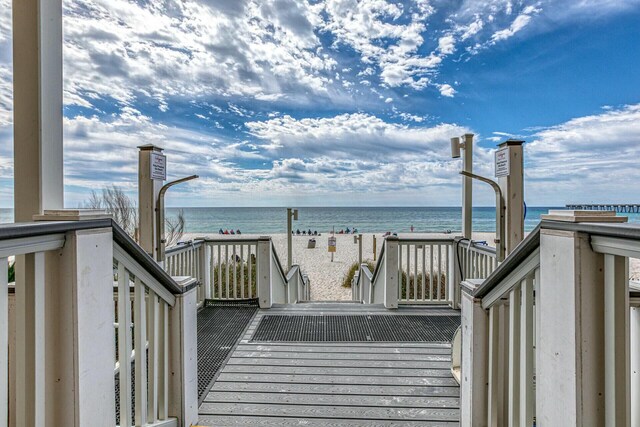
[{"x1": 566, "y1": 204, "x2": 640, "y2": 213}]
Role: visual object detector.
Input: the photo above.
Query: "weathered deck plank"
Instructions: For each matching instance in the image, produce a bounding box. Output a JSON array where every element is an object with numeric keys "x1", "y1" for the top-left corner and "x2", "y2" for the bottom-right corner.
[
  {"x1": 204, "y1": 391, "x2": 460, "y2": 408},
  {"x1": 197, "y1": 304, "x2": 460, "y2": 426},
  {"x1": 198, "y1": 415, "x2": 458, "y2": 426},
  {"x1": 222, "y1": 364, "x2": 453, "y2": 377}
]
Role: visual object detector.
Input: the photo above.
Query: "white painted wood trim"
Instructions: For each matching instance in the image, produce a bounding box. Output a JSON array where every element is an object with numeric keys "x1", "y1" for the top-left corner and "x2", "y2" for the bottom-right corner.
[
  {"x1": 117, "y1": 262, "x2": 133, "y2": 427},
  {"x1": 604, "y1": 254, "x2": 631, "y2": 425},
  {"x1": 482, "y1": 247, "x2": 540, "y2": 309},
  {"x1": 592, "y1": 235, "x2": 640, "y2": 259},
  {"x1": 520, "y1": 273, "x2": 535, "y2": 426},
  {"x1": 0, "y1": 257, "x2": 7, "y2": 427},
  {"x1": 113, "y1": 243, "x2": 175, "y2": 306},
  {"x1": 0, "y1": 234, "x2": 64, "y2": 258},
  {"x1": 134, "y1": 278, "x2": 148, "y2": 425},
  {"x1": 508, "y1": 284, "x2": 521, "y2": 425}
]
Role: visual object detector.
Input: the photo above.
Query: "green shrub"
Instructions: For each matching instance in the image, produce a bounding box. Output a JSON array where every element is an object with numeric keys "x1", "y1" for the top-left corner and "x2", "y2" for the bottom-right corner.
[
  {"x1": 212, "y1": 258, "x2": 257, "y2": 298},
  {"x1": 399, "y1": 271, "x2": 447, "y2": 300},
  {"x1": 342, "y1": 260, "x2": 376, "y2": 288},
  {"x1": 8, "y1": 261, "x2": 14, "y2": 282}
]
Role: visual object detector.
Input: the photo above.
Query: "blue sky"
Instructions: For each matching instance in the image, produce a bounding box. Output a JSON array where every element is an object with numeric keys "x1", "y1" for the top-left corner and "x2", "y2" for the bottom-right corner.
[{"x1": 1, "y1": 0, "x2": 640, "y2": 207}]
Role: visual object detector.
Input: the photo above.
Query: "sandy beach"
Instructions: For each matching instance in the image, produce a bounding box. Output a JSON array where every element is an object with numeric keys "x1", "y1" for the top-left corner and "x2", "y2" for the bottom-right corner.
[
  {"x1": 185, "y1": 231, "x2": 498, "y2": 301},
  {"x1": 184, "y1": 230, "x2": 640, "y2": 301}
]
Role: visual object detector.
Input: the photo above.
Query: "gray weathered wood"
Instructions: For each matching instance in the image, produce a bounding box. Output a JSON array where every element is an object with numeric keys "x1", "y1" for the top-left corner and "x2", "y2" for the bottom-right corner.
[
  {"x1": 198, "y1": 415, "x2": 458, "y2": 426},
  {"x1": 216, "y1": 373, "x2": 458, "y2": 386},
  {"x1": 232, "y1": 351, "x2": 451, "y2": 361},
  {"x1": 227, "y1": 357, "x2": 452, "y2": 369},
  {"x1": 210, "y1": 381, "x2": 460, "y2": 396},
  {"x1": 221, "y1": 365, "x2": 452, "y2": 377},
  {"x1": 235, "y1": 344, "x2": 452, "y2": 354},
  {"x1": 204, "y1": 391, "x2": 460, "y2": 408}
]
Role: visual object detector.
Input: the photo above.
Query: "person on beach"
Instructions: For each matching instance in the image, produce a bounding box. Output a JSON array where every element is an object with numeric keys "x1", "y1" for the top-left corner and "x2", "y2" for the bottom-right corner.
[
  {"x1": 411, "y1": 225, "x2": 414, "y2": 232},
  {"x1": 219, "y1": 228, "x2": 224, "y2": 234}
]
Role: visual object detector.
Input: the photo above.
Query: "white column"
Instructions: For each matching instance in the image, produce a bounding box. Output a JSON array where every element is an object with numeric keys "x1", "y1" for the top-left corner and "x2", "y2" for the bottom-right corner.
[
  {"x1": 12, "y1": 0, "x2": 64, "y2": 221},
  {"x1": 459, "y1": 280, "x2": 488, "y2": 426},
  {"x1": 497, "y1": 140, "x2": 524, "y2": 255},
  {"x1": 168, "y1": 283, "x2": 198, "y2": 427},
  {"x1": 384, "y1": 236, "x2": 398, "y2": 309},
  {"x1": 45, "y1": 227, "x2": 116, "y2": 426},
  {"x1": 537, "y1": 229, "x2": 605, "y2": 425},
  {"x1": 462, "y1": 133, "x2": 473, "y2": 239},
  {"x1": 257, "y1": 237, "x2": 272, "y2": 308},
  {"x1": 138, "y1": 145, "x2": 164, "y2": 259}
]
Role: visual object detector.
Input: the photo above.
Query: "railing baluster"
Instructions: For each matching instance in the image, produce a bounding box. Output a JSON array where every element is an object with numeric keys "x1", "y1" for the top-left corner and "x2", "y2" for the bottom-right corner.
[
  {"x1": 158, "y1": 302, "x2": 168, "y2": 419},
  {"x1": 429, "y1": 244, "x2": 434, "y2": 301},
  {"x1": 413, "y1": 245, "x2": 418, "y2": 302},
  {"x1": 604, "y1": 253, "x2": 630, "y2": 424},
  {"x1": 0, "y1": 257, "x2": 7, "y2": 427},
  {"x1": 406, "y1": 244, "x2": 410, "y2": 301},
  {"x1": 233, "y1": 245, "x2": 237, "y2": 298},
  {"x1": 520, "y1": 274, "x2": 535, "y2": 426},
  {"x1": 217, "y1": 245, "x2": 222, "y2": 299},
  {"x1": 508, "y1": 284, "x2": 522, "y2": 425},
  {"x1": 240, "y1": 245, "x2": 245, "y2": 299},
  {"x1": 248, "y1": 245, "x2": 253, "y2": 299},
  {"x1": 117, "y1": 262, "x2": 132, "y2": 427},
  {"x1": 445, "y1": 244, "x2": 450, "y2": 301},
  {"x1": 225, "y1": 245, "x2": 230, "y2": 299},
  {"x1": 147, "y1": 289, "x2": 158, "y2": 423},
  {"x1": 134, "y1": 277, "x2": 147, "y2": 425},
  {"x1": 421, "y1": 245, "x2": 426, "y2": 301},
  {"x1": 398, "y1": 244, "x2": 403, "y2": 300},
  {"x1": 437, "y1": 245, "x2": 442, "y2": 301},
  {"x1": 488, "y1": 305, "x2": 500, "y2": 426}
]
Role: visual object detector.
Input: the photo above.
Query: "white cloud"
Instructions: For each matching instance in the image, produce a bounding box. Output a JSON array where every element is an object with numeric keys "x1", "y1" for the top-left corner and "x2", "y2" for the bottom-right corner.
[
  {"x1": 525, "y1": 104, "x2": 640, "y2": 204},
  {"x1": 438, "y1": 84, "x2": 456, "y2": 97},
  {"x1": 438, "y1": 35, "x2": 456, "y2": 55},
  {"x1": 490, "y1": 5, "x2": 540, "y2": 42}
]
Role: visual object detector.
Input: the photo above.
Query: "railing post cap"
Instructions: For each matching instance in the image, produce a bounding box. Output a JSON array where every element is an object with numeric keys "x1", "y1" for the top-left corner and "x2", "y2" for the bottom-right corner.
[
  {"x1": 33, "y1": 209, "x2": 112, "y2": 222},
  {"x1": 258, "y1": 236, "x2": 271, "y2": 241},
  {"x1": 385, "y1": 235, "x2": 399, "y2": 241},
  {"x1": 137, "y1": 143, "x2": 164, "y2": 152}
]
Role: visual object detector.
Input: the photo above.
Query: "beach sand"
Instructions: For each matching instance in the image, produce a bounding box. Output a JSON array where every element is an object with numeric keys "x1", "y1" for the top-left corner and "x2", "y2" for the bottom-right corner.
[
  {"x1": 184, "y1": 230, "x2": 640, "y2": 301},
  {"x1": 185, "y1": 231, "x2": 497, "y2": 301}
]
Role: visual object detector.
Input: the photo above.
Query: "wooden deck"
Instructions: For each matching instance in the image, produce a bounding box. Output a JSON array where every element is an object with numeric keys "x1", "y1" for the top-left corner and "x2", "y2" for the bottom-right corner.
[{"x1": 197, "y1": 303, "x2": 461, "y2": 426}]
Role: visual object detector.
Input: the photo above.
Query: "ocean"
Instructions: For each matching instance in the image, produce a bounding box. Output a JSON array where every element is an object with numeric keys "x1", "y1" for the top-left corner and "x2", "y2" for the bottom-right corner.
[{"x1": 3, "y1": 207, "x2": 637, "y2": 234}]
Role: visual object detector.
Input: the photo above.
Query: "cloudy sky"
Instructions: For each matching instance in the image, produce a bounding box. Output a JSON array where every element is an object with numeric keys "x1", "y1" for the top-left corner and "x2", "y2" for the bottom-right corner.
[{"x1": 1, "y1": 0, "x2": 639, "y2": 207}]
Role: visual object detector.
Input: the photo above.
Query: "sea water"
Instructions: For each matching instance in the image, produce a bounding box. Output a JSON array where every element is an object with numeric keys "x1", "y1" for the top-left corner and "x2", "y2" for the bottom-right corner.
[{"x1": 2, "y1": 207, "x2": 638, "y2": 234}]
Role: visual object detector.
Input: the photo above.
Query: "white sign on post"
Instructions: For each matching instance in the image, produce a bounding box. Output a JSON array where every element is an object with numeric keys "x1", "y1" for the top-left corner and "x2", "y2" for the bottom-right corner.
[
  {"x1": 150, "y1": 152, "x2": 167, "y2": 180},
  {"x1": 495, "y1": 147, "x2": 510, "y2": 177}
]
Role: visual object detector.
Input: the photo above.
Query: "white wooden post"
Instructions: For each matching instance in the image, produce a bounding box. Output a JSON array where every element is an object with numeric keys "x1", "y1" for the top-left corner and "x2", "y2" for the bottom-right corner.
[
  {"x1": 603, "y1": 254, "x2": 630, "y2": 425},
  {"x1": 450, "y1": 242, "x2": 462, "y2": 309},
  {"x1": 12, "y1": 0, "x2": 64, "y2": 221},
  {"x1": 459, "y1": 280, "x2": 488, "y2": 426},
  {"x1": 201, "y1": 244, "x2": 211, "y2": 300},
  {"x1": 257, "y1": 237, "x2": 272, "y2": 308},
  {"x1": 631, "y1": 305, "x2": 640, "y2": 427},
  {"x1": 462, "y1": 133, "x2": 473, "y2": 239},
  {"x1": 497, "y1": 140, "x2": 524, "y2": 255},
  {"x1": 168, "y1": 278, "x2": 199, "y2": 427},
  {"x1": 138, "y1": 144, "x2": 164, "y2": 259},
  {"x1": 384, "y1": 236, "x2": 398, "y2": 309},
  {"x1": 35, "y1": 224, "x2": 115, "y2": 427},
  {"x1": 538, "y1": 229, "x2": 605, "y2": 425}
]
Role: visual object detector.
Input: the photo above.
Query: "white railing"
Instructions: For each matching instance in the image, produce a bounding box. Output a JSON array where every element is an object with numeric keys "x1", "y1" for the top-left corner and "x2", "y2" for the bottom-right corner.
[
  {"x1": 1, "y1": 233, "x2": 65, "y2": 427},
  {"x1": 396, "y1": 238, "x2": 453, "y2": 304},
  {"x1": 165, "y1": 236, "x2": 309, "y2": 307},
  {"x1": 481, "y1": 251, "x2": 538, "y2": 426},
  {"x1": 2, "y1": 220, "x2": 196, "y2": 427},
  {"x1": 457, "y1": 238, "x2": 498, "y2": 281},
  {"x1": 113, "y1": 242, "x2": 179, "y2": 427},
  {"x1": 461, "y1": 220, "x2": 640, "y2": 426}
]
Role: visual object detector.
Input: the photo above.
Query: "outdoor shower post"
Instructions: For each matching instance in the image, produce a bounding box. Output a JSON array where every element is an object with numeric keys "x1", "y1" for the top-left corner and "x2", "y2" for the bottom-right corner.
[
  {"x1": 138, "y1": 144, "x2": 165, "y2": 260},
  {"x1": 462, "y1": 133, "x2": 474, "y2": 239},
  {"x1": 497, "y1": 140, "x2": 524, "y2": 255}
]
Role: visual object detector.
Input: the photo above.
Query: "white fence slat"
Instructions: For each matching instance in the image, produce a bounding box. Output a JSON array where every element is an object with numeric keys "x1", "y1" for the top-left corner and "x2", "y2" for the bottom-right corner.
[
  {"x1": 117, "y1": 262, "x2": 133, "y2": 427},
  {"x1": 604, "y1": 253, "x2": 631, "y2": 425},
  {"x1": 134, "y1": 277, "x2": 147, "y2": 425},
  {"x1": 520, "y1": 274, "x2": 535, "y2": 426},
  {"x1": 158, "y1": 302, "x2": 169, "y2": 419},
  {"x1": 0, "y1": 257, "x2": 7, "y2": 427},
  {"x1": 508, "y1": 285, "x2": 521, "y2": 425},
  {"x1": 147, "y1": 289, "x2": 158, "y2": 423}
]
